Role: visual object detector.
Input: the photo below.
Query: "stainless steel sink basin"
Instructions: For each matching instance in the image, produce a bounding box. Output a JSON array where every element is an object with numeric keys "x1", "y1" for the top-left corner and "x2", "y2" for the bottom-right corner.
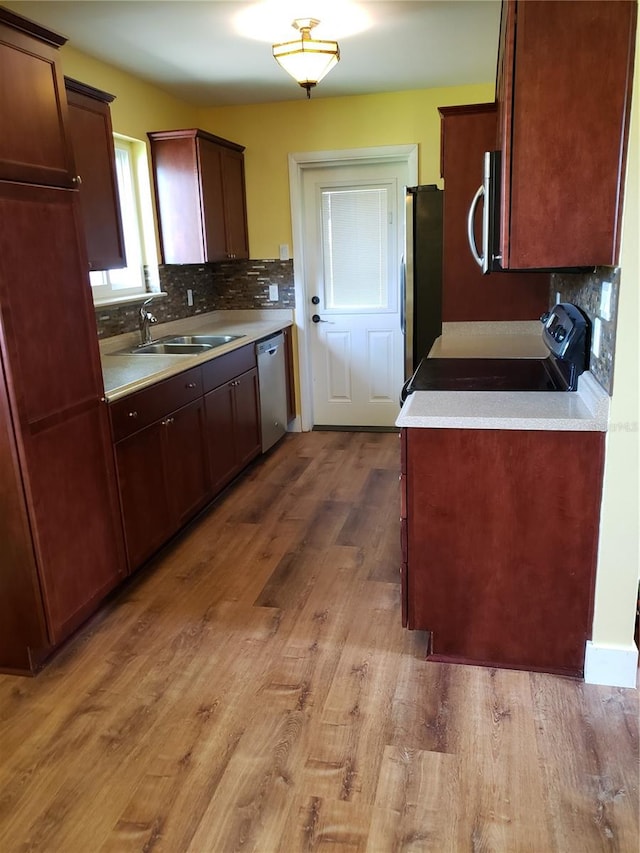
[
  {"x1": 162, "y1": 334, "x2": 245, "y2": 347},
  {"x1": 123, "y1": 342, "x2": 214, "y2": 355}
]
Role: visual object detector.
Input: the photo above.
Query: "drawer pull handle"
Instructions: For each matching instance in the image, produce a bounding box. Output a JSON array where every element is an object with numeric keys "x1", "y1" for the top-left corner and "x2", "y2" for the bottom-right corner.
[
  {"x1": 162, "y1": 417, "x2": 175, "y2": 427},
  {"x1": 186, "y1": 382, "x2": 197, "y2": 389},
  {"x1": 72, "y1": 175, "x2": 83, "y2": 185},
  {"x1": 128, "y1": 411, "x2": 138, "y2": 419}
]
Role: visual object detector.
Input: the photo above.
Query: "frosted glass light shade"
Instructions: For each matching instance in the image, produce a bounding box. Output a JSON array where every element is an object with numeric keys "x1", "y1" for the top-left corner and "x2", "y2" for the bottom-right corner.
[{"x1": 273, "y1": 19, "x2": 340, "y2": 96}]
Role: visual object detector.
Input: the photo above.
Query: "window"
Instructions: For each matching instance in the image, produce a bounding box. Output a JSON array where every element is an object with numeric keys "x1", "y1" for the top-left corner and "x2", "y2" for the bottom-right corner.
[
  {"x1": 320, "y1": 185, "x2": 392, "y2": 311},
  {"x1": 90, "y1": 136, "x2": 157, "y2": 303}
]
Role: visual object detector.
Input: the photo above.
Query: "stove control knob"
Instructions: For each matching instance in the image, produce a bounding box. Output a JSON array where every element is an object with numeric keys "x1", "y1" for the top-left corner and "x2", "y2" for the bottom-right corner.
[
  {"x1": 554, "y1": 326, "x2": 567, "y2": 342},
  {"x1": 540, "y1": 311, "x2": 550, "y2": 323}
]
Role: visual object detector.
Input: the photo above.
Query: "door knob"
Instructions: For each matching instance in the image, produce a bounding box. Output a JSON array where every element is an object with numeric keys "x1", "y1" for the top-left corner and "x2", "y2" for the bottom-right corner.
[{"x1": 312, "y1": 314, "x2": 334, "y2": 324}]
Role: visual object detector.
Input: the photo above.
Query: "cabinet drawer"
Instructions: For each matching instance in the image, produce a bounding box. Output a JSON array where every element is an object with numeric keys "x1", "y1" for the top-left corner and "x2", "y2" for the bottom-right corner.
[
  {"x1": 110, "y1": 366, "x2": 202, "y2": 442},
  {"x1": 201, "y1": 343, "x2": 256, "y2": 393}
]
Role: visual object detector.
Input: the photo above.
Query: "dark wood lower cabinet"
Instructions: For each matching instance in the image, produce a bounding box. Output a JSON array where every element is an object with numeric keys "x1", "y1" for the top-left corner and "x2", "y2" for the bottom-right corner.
[
  {"x1": 205, "y1": 367, "x2": 261, "y2": 495},
  {"x1": 402, "y1": 427, "x2": 605, "y2": 676},
  {"x1": 111, "y1": 349, "x2": 263, "y2": 573},
  {"x1": 115, "y1": 398, "x2": 209, "y2": 571}
]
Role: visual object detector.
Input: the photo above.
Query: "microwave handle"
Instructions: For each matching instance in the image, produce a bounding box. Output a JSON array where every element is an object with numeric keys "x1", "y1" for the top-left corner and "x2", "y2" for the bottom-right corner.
[{"x1": 467, "y1": 184, "x2": 485, "y2": 268}]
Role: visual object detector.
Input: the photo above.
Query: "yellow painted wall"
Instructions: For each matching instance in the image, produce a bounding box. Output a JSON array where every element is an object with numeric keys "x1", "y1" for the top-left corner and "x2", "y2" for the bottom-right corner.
[
  {"x1": 197, "y1": 84, "x2": 494, "y2": 259},
  {"x1": 591, "y1": 21, "x2": 640, "y2": 650},
  {"x1": 58, "y1": 46, "x2": 199, "y2": 141}
]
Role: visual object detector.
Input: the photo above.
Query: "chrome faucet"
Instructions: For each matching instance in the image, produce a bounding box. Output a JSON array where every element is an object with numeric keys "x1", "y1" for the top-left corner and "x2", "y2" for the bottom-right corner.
[{"x1": 138, "y1": 297, "x2": 158, "y2": 345}]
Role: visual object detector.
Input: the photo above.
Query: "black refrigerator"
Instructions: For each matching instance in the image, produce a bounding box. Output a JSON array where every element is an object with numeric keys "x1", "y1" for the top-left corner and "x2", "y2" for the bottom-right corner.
[{"x1": 402, "y1": 184, "x2": 443, "y2": 379}]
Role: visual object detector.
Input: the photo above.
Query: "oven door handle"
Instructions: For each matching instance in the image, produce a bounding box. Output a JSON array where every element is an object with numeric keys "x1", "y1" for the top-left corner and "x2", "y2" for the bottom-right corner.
[{"x1": 467, "y1": 184, "x2": 485, "y2": 269}]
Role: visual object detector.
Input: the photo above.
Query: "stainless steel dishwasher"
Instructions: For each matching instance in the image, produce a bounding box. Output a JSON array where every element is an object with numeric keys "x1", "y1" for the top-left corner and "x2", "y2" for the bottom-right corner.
[{"x1": 256, "y1": 332, "x2": 287, "y2": 452}]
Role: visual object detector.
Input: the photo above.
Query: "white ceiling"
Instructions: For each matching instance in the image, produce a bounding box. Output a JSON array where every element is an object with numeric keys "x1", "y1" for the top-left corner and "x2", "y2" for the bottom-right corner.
[{"x1": 9, "y1": 1, "x2": 501, "y2": 106}]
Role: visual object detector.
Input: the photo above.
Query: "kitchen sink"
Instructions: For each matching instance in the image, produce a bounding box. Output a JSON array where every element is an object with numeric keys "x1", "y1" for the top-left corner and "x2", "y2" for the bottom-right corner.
[
  {"x1": 122, "y1": 342, "x2": 214, "y2": 355},
  {"x1": 162, "y1": 334, "x2": 245, "y2": 347}
]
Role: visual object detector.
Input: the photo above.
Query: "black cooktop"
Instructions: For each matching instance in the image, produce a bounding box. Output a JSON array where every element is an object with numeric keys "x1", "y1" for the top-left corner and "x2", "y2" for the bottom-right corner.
[{"x1": 404, "y1": 357, "x2": 570, "y2": 394}]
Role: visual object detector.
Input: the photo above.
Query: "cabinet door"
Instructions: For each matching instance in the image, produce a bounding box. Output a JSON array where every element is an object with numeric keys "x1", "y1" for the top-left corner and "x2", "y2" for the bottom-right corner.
[
  {"x1": 438, "y1": 104, "x2": 550, "y2": 321},
  {"x1": 198, "y1": 137, "x2": 227, "y2": 262},
  {"x1": 0, "y1": 353, "x2": 50, "y2": 672},
  {"x1": 115, "y1": 422, "x2": 173, "y2": 572},
  {"x1": 164, "y1": 398, "x2": 210, "y2": 528},
  {"x1": 500, "y1": 0, "x2": 636, "y2": 269},
  {"x1": 233, "y1": 368, "x2": 261, "y2": 470},
  {"x1": 205, "y1": 382, "x2": 237, "y2": 495},
  {"x1": 0, "y1": 10, "x2": 75, "y2": 187},
  {"x1": 148, "y1": 133, "x2": 204, "y2": 264},
  {"x1": 221, "y1": 146, "x2": 249, "y2": 260},
  {"x1": 25, "y1": 403, "x2": 126, "y2": 643},
  {"x1": 0, "y1": 182, "x2": 103, "y2": 428},
  {"x1": 65, "y1": 80, "x2": 126, "y2": 271}
]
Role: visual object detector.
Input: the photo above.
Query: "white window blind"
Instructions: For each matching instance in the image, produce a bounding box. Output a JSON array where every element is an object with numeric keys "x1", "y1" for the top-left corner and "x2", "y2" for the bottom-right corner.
[{"x1": 321, "y1": 186, "x2": 390, "y2": 311}]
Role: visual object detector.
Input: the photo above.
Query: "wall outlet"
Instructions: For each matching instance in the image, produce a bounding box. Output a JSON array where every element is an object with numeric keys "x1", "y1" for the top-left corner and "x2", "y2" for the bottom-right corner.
[
  {"x1": 555, "y1": 291, "x2": 561, "y2": 305},
  {"x1": 592, "y1": 316, "x2": 602, "y2": 358},
  {"x1": 279, "y1": 243, "x2": 289, "y2": 261},
  {"x1": 186, "y1": 288, "x2": 194, "y2": 307},
  {"x1": 600, "y1": 280, "x2": 612, "y2": 321},
  {"x1": 269, "y1": 284, "x2": 279, "y2": 301}
]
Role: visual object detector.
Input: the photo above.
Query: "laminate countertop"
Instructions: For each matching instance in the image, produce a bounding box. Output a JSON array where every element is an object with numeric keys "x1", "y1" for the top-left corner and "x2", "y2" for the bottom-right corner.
[
  {"x1": 100, "y1": 309, "x2": 293, "y2": 402},
  {"x1": 396, "y1": 325, "x2": 610, "y2": 432}
]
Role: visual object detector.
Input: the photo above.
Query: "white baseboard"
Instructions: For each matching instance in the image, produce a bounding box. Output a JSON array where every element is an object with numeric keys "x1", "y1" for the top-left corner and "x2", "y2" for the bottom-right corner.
[{"x1": 584, "y1": 640, "x2": 639, "y2": 688}]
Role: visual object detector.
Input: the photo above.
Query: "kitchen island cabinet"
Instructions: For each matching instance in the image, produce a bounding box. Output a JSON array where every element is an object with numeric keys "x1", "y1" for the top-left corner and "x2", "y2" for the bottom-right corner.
[
  {"x1": 401, "y1": 426, "x2": 605, "y2": 676},
  {"x1": 65, "y1": 77, "x2": 126, "y2": 271},
  {"x1": 0, "y1": 8, "x2": 126, "y2": 674},
  {"x1": 438, "y1": 103, "x2": 549, "y2": 321},
  {"x1": 148, "y1": 128, "x2": 249, "y2": 264},
  {"x1": 110, "y1": 365, "x2": 209, "y2": 571},
  {"x1": 496, "y1": 0, "x2": 637, "y2": 269}
]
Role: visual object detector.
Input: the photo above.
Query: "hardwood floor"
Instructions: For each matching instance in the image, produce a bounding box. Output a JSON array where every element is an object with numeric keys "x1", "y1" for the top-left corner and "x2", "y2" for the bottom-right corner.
[{"x1": 0, "y1": 431, "x2": 637, "y2": 852}]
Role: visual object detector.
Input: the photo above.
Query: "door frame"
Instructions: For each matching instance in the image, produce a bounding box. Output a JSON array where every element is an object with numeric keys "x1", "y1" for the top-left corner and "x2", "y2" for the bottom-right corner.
[{"x1": 288, "y1": 144, "x2": 418, "y2": 431}]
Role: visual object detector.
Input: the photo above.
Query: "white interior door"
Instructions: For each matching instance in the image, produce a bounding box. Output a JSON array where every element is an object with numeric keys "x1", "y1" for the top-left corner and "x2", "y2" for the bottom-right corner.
[{"x1": 301, "y1": 161, "x2": 407, "y2": 427}]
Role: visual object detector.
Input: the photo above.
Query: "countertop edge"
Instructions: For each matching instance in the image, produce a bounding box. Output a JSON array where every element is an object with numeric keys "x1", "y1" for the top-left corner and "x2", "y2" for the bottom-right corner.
[
  {"x1": 395, "y1": 371, "x2": 610, "y2": 432},
  {"x1": 101, "y1": 311, "x2": 293, "y2": 402}
]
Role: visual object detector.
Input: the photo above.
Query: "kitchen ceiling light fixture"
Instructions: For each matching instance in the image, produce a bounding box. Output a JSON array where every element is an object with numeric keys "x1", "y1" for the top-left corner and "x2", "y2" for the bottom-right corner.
[{"x1": 272, "y1": 18, "x2": 340, "y2": 98}]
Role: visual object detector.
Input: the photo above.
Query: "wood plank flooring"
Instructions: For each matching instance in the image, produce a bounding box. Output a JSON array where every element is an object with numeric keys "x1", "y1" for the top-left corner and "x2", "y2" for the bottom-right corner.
[{"x1": 0, "y1": 431, "x2": 637, "y2": 852}]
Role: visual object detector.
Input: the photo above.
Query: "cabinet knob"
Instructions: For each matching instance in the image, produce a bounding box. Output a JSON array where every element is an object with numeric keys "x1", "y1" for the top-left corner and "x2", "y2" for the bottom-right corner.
[
  {"x1": 72, "y1": 175, "x2": 83, "y2": 185},
  {"x1": 186, "y1": 382, "x2": 197, "y2": 389},
  {"x1": 128, "y1": 410, "x2": 138, "y2": 419}
]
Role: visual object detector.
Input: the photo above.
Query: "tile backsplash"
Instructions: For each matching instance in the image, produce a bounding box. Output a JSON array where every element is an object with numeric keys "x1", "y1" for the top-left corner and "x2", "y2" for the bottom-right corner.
[
  {"x1": 550, "y1": 266, "x2": 620, "y2": 394},
  {"x1": 94, "y1": 259, "x2": 295, "y2": 339}
]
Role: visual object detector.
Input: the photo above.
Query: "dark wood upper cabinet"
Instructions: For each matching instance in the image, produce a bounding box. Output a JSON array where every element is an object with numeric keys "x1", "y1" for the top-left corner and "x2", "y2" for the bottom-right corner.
[
  {"x1": 438, "y1": 103, "x2": 550, "y2": 321},
  {"x1": 497, "y1": 0, "x2": 637, "y2": 270},
  {"x1": 0, "y1": 7, "x2": 76, "y2": 188},
  {"x1": 148, "y1": 128, "x2": 249, "y2": 264},
  {"x1": 65, "y1": 77, "x2": 126, "y2": 271}
]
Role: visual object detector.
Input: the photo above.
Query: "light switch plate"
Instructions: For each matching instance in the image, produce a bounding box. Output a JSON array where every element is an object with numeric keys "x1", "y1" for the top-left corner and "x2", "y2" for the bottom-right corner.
[
  {"x1": 600, "y1": 280, "x2": 612, "y2": 321},
  {"x1": 279, "y1": 244, "x2": 289, "y2": 261},
  {"x1": 269, "y1": 284, "x2": 279, "y2": 301},
  {"x1": 592, "y1": 316, "x2": 602, "y2": 358}
]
